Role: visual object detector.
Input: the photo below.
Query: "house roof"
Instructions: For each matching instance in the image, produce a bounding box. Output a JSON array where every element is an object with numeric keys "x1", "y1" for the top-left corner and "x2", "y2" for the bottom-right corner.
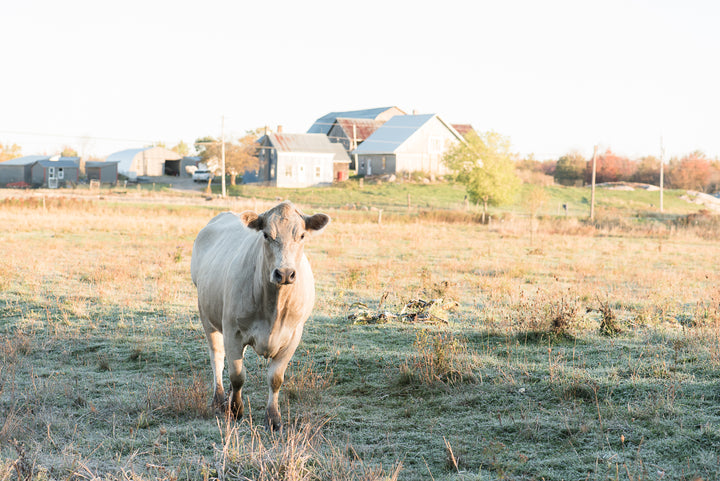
[
  {"x1": 331, "y1": 118, "x2": 385, "y2": 143},
  {"x1": 451, "y1": 124, "x2": 475, "y2": 138},
  {"x1": 262, "y1": 133, "x2": 350, "y2": 162},
  {"x1": 0, "y1": 155, "x2": 50, "y2": 166},
  {"x1": 85, "y1": 161, "x2": 119, "y2": 168},
  {"x1": 307, "y1": 107, "x2": 402, "y2": 134},
  {"x1": 36, "y1": 159, "x2": 79, "y2": 168},
  {"x1": 354, "y1": 114, "x2": 437, "y2": 154}
]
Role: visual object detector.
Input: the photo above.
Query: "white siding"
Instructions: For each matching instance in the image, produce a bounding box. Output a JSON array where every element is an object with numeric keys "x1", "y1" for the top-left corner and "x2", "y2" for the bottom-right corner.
[
  {"x1": 276, "y1": 152, "x2": 334, "y2": 188},
  {"x1": 395, "y1": 117, "x2": 458, "y2": 175}
]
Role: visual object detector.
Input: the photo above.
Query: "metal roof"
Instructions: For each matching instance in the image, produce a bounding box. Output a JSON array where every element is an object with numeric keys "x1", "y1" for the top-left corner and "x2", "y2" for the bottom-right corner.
[
  {"x1": 0, "y1": 155, "x2": 50, "y2": 166},
  {"x1": 354, "y1": 114, "x2": 436, "y2": 154},
  {"x1": 307, "y1": 107, "x2": 400, "y2": 134},
  {"x1": 263, "y1": 133, "x2": 346, "y2": 157},
  {"x1": 333, "y1": 118, "x2": 384, "y2": 142},
  {"x1": 36, "y1": 159, "x2": 79, "y2": 168}
]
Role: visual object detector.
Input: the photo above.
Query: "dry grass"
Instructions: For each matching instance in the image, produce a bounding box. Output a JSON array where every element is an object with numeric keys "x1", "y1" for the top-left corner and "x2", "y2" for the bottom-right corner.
[{"x1": 2, "y1": 190, "x2": 720, "y2": 479}]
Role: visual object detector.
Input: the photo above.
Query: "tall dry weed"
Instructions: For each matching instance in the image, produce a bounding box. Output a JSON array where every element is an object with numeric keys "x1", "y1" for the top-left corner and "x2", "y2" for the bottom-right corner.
[
  {"x1": 398, "y1": 330, "x2": 476, "y2": 387},
  {"x1": 211, "y1": 416, "x2": 401, "y2": 481}
]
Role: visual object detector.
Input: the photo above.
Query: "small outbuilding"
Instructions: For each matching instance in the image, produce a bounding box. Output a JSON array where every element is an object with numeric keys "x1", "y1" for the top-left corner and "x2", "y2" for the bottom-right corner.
[
  {"x1": 105, "y1": 146, "x2": 182, "y2": 181},
  {"x1": 0, "y1": 155, "x2": 45, "y2": 186},
  {"x1": 31, "y1": 157, "x2": 80, "y2": 188},
  {"x1": 85, "y1": 161, "x2": 119, "y2": 185}
]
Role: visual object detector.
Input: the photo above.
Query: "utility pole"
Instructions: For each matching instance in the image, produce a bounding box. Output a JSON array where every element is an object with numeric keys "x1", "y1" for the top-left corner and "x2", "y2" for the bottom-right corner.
[
  {"x1": 352, "y1": 123, "x2": 358, "y2": 174},
  {"x1": 221, "y1": 115, "x2": 226, "y2": 198},
  {"x1": 590, "y1": 145, "x2": 598, "y2": 221},
  {"x1": 659, "y1": 136, "x2": 665, "y2": 213}
]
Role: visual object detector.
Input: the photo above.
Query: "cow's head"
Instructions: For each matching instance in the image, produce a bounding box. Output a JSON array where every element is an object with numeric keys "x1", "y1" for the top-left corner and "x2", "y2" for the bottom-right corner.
[{"x1": 240, "y1": 201, "x2": 330, "y2": 286}]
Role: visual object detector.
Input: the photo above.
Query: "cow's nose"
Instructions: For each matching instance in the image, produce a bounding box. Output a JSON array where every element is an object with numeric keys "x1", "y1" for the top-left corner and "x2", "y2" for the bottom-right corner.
[{"x1": 272, "y1": 268, "x2": 296, "y2": 285}]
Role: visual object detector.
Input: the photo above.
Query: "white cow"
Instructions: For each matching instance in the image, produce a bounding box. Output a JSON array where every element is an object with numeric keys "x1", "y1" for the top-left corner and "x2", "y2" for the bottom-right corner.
[{"x1": 191, "y1": 201, "x2": 330, "y2": 429}]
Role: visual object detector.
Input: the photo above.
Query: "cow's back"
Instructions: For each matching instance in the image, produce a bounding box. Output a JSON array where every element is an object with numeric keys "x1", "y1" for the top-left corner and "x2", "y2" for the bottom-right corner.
[{"x1": 191, "y1": 212, "x2": 257, "y2": 327}]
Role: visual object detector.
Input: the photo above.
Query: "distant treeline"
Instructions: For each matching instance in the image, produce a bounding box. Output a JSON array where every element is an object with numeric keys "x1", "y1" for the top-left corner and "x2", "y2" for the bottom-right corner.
[{"x1": 517, "y1": 150, "x2": 720, "y2": 192}]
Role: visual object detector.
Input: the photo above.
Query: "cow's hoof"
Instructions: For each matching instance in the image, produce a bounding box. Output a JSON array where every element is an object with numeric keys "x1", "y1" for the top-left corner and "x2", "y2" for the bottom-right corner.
[{"x1": 265, "y1": 407, "x2": 281, "y2": 431}]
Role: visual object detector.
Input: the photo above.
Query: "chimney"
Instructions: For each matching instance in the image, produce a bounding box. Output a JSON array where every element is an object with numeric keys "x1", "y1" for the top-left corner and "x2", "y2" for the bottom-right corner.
[{"x1": 277, "y1": 125, "x2": 283, "y2": 133}]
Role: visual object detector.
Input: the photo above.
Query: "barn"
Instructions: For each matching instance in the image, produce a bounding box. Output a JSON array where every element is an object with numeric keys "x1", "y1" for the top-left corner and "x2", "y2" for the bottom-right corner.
[
  {"x1": 354, "y1": 114, "x2": 464, "y2": 177},
  {"x1": 85, "y1": 161, "x2": 119, "y2": 185},
  {"x1": 0, "y1": 156, "x2": 44, "y2": 186},
  {"x1": 105, "y1": 147, "x2": 182, "y2": 181},
  {"x1": 31, "y1": 157, "x2": 80, "y2": 188},
  {"x1": 245, "y1": 133, "x2": 350, "y2": 187}
]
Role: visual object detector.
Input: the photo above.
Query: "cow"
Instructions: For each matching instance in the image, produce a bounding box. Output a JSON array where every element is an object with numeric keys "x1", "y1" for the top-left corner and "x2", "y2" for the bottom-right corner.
[{"x1": 190, "y1": 201, "x2": 330, "y2": 429}]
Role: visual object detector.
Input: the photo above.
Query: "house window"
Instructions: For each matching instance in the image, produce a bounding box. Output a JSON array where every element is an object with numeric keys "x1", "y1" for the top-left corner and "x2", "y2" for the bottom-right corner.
[
  {"x1": 58, "y1": 168, "x2": 64, "y2": 179},
  {"x1": 315, "y1": 165, "x2": 321, "y2": 178},
  {"x1": 48, "y1": 167, "x2": 55, "y2": 177},
  {"x1": 284, "y1": 165, "x2": 292, "y2": 177}
]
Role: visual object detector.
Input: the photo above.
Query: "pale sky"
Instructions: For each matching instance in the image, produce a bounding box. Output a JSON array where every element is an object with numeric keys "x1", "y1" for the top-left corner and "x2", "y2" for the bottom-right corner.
[{"x1": 2, "y1": 0, "x2": 719, "y2": 160}]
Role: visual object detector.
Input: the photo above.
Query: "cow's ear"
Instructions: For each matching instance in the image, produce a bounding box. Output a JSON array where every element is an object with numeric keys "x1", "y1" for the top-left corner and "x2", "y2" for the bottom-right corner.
[
  {"x1": 305, "y1": 213, "x2": 330, "y2": 232},
  {"x1": 239, "y1": 211, "x2": 264, "y2": 231}
]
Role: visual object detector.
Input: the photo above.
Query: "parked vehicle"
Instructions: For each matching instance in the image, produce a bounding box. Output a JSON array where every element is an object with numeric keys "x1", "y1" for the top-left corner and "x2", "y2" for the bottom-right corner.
[{"x1": 192, "y1": 170, "x2": 213, "y2": 182}]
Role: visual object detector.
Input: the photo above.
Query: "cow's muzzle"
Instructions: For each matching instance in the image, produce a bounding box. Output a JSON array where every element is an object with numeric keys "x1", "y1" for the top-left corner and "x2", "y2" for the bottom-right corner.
[{"x1": 272, "y1": 267, "x2": 296, "y2": 285}]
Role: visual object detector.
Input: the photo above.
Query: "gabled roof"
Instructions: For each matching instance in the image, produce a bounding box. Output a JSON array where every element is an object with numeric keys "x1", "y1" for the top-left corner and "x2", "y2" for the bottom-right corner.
[
  {"x1": 307, "y1": 106, "x2": 403, "y2": 134},
  {"x1": 0, "y1": 155, "x2": 50, "y2": 166},
  {"x1": 354, "y1": 114, "x2": 466, "y2": 155},
  {"x1": 331, "y1": 118, "x2": 385, "y2": 143},
  {"x1": 354, "y1": 114, "x2": 435, "y2": 154},
  {"x1": 262, "y1": 133, "x2": 348, "y2": 160}
]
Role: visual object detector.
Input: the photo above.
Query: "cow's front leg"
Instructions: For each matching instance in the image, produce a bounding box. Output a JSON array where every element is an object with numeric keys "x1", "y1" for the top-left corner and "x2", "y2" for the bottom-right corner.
[
  {"x1": 225, "y1": 338, "x2": 247, "y2": 419},
  {"x1": 265, "y1": 331, "x2": 302, "y2": 430},
  {"x1": 203, "y1": 324, "x2": 227, "y2": 413}
]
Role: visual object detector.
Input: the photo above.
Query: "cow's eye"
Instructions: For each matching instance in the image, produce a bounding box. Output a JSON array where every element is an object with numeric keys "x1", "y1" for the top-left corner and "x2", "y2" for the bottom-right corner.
[
  {"x1": 263, "y1": 232, "x2": 270, "y2": 241},
  {"x1": 300, "y1": 233, "x2": 305, "y2": 240}
]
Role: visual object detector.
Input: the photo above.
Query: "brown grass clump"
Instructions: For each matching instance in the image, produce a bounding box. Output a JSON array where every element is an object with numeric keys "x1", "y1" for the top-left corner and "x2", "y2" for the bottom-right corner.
[
  {"x1": 146, "y1": 370, "x2": 213, "y2": 419},
  {"x1": 549, "y1": 296, "x2": 581, "y2": 336},
  {"x1": 597, "y1": 298, "x2": 622, "y2": 336},
  {"x1": 212, "y1": 417, "x2": 401, "y2": 481},
  {"x1": 398, "y1": 330, "x2": 476, "y2": 387}
]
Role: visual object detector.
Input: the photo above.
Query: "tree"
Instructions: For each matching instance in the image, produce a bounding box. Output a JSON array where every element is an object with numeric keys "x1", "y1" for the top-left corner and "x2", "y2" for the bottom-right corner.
[
  {"x1": 443, "y1": 131, "x2": 520, "y2": 216},
  {"x1": 554, "y1": 152, "x2": 586, "y2": 186},
  {"x1": 667, "y1": 151, "x2": 711, "y2": 191},
  {"x1": 0, "y1": 142, "x2": 22, "y2": 162},
  {"x1": 631, "y1": 156, "x2": 661, "y2": 185},
  {"x1": 194, "y1": 130, "x2": 261, "y2": 185},
  {"x1": 171, "y1": 141, "x2": 189, "y2": 156},
  {"x1": 584, "y1": 149, "x2": 633, "y2": 184},
  {"x1": 61, "y1": 146, "x2": 78, "y2": 157}
]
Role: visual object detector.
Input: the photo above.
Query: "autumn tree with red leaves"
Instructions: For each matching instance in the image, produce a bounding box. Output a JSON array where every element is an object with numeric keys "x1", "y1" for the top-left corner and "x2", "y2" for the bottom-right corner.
[
  {"x1": 667, "y1": 152, "x2": 711, "y2": 191},
  {"x1": 585, "y1": 149, "x2": 634, "y2": 184}
]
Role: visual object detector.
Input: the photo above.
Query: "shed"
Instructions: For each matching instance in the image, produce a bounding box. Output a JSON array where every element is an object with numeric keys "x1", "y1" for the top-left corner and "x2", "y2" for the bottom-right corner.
[
  {"x1": 0, "y1": 155, "x2": 45, "y2": 186},
  {"x1": 31, "y1": 157, "x2": 80, "y2": 188},
  {"x1": 245, "y1": 133, "x2": 350, "y2": 187},
  {"x1": 85, "y1": 161, "x2": 119, "y2": 185},
  {"x1": 354, "y1": 114, "x2": 464, "y2": 177},
  {"x1": 307, "y1": 106, "x2": 405, "y2": 135},
  {"x1": 105, "y1": 146, "x2": 182, "y2": 181}
]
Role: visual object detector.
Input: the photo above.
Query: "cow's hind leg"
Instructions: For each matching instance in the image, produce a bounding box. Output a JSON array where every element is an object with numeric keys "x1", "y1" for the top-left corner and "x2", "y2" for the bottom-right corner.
[
  {"x1": 265, "y1": 330, "x2": 302, "y2": 430},
  {"x1": 203, "y1": 326, "x2": 227, "y2": 413},
  {"x1": 226, "y1": 340, "x2": 247, "y2": 418}
]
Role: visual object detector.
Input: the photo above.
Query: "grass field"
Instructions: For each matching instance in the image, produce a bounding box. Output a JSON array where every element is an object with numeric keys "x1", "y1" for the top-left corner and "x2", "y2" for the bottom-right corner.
[{"x1": 1, "y1": 187, "x2": 719, "y2": 480}]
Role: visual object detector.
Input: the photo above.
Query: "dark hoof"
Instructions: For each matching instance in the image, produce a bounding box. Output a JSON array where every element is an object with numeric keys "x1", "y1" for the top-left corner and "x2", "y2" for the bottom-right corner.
[
  {"x1": 229, "y1": 389, "x2": 244, "y2": 419},
  {"x1": 265, "y1": 407, "x2": 281, "y2": 431}
]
